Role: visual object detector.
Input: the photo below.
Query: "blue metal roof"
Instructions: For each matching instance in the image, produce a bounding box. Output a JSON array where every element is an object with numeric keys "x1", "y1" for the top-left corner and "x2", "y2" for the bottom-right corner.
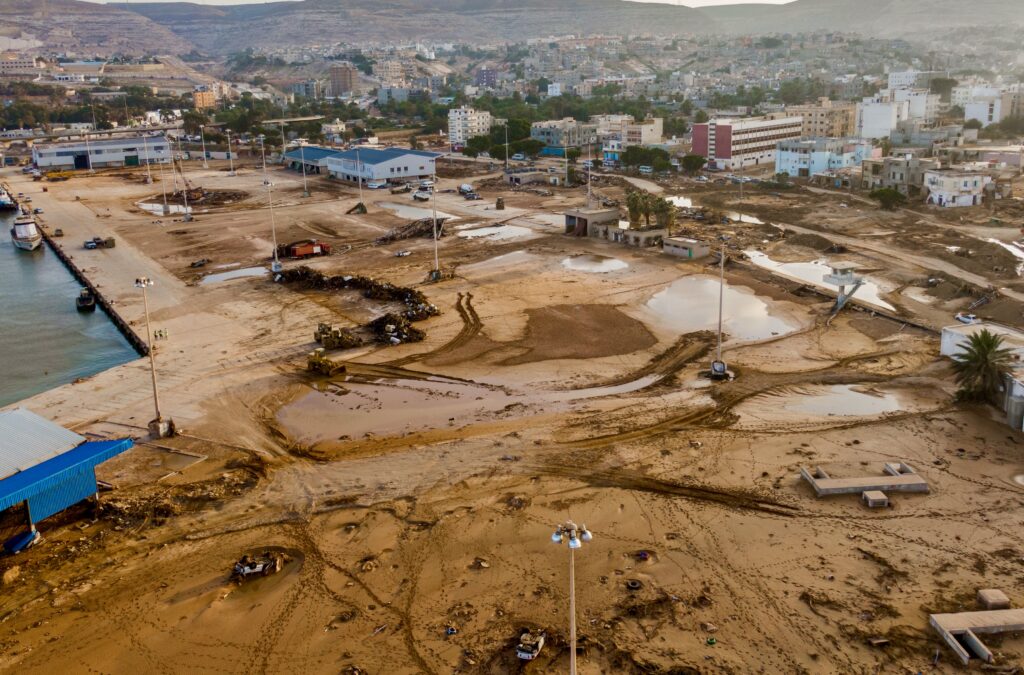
[
  {"x1": 0, "y1": 438, "x2": 133, "y2": 513},
  {"x1": 329, "y1": 147, "x2": 442, "y2": 165},
  {"x1": 282, "y1": 146, "x2": 345, "y2": 163}
]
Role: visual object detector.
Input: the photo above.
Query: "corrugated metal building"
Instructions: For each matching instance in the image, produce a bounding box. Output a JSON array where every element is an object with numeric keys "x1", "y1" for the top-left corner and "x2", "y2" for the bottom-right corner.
[
  {"x1": 282, "y1": 145, "x2": 345, "y2": 174},
  {"x1": 0, "y1": 408, "x2": 133, "y2": 532}
]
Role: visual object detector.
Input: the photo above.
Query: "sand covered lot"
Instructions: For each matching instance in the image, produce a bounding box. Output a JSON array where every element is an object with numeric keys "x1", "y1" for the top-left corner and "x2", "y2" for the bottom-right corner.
[{"x1": 1, "y1": 160, "x2": 1024, "y2": 674}]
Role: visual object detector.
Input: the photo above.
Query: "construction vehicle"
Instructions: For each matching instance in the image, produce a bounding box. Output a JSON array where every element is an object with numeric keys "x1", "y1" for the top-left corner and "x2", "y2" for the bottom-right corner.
[
  {"x1": 307, "y1": 348, "x2": 346, "y2": 376},
  {"x1": 277, "y1": 239, "x2": 332, "y2": 260},
  {"x1": 231, "y1": 551, "x2": 283, "y2": 582},
  {"x1": 313, "y1": 323, "x2": 361, "y2": 350},
  {"x1": 46, "y1": 171, "x2": 73, "y2": 182}
]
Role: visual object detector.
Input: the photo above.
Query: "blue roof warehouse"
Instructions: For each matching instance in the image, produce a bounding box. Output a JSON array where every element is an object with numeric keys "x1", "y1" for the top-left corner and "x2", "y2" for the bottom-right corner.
[
  {"x1": 0, "y1": 408, "x2": 133, "y2": 553},
  {"x1": 324, "y1": 147, "x2": 441, "y2": 183}
]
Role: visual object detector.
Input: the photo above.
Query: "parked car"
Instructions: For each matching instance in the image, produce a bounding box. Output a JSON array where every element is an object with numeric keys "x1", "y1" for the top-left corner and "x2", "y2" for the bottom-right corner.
[
  {"x1": 463, "y1": 192, "x2": 481, "y2": 200},
  {"x1": 458, "y1": 183, "x2": 474, "y2": 194},
  {"x1": 510, "y1": 153, "x2": 526, "y2": 161},
  {"x1": 955, "y1": 312, "x2": 979, "y2": 324},
  {"x1": 638, "y1": 166, "x2": 654, "y2": 175},
  {"x1": 32, "y1": 207, "x2": 43, "y2": 214},
  {"x1": 419, "y1": 179, "x2": 434, "y2": 189},
  {"x1": 366, "y1": 180, "x2": 387, "y2": 189},
  {"x1": 412, "y1": 190, "x2": 432, "y2": 202}
]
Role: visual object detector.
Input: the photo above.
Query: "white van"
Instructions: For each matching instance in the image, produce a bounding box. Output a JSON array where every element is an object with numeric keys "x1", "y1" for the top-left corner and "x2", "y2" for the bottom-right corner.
[
  {"x1": 366, "y1": 180, "x2": 387, "y2": 189},
  {"x1": 638, "y1": 165, "x2": 654, "y2": 175}
]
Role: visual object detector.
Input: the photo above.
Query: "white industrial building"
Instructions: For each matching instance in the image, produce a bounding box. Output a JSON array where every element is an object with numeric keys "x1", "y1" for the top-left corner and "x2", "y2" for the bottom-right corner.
[
  {"x1": 32, "y1": 135, "x2": 171, "y2": 171},
  {"x1": 448, "y1": 106, "x2": 493, "y2": 148},
  {"x1": 325, "y1": 147, "x2": 440, "y2": 183}
]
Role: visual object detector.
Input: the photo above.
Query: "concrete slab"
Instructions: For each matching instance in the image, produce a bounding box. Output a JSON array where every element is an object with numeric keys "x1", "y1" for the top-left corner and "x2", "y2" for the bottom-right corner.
[
  {"x1": 978, "y1": 589, "x2": 1011, "y2": 610},
  {"x1": 930, "y1": 605, "x2": 1024, "y2": 665},
  {"x1": 800, "y1": 463, "x2": 928, "y2": 497},
  {"x1": 861, "y1": 490, "x2": 888, "y2": 508}
]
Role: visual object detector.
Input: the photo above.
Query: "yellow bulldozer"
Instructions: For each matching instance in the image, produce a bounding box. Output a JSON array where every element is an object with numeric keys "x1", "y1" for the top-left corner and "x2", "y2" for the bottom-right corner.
[{"x1": 307, "y1": 348, "x2": 346, "y2": 376}]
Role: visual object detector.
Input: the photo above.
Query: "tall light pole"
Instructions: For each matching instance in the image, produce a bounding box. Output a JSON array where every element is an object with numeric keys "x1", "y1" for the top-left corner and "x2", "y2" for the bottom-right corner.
[
  {"x1": 200, "y1": 124, "x2": 209, "y2": 168},
  {"x1": 710, "y1": 237, "x2": 729, "y2": 380},
  {"x1": 155, "y1": 138, "x2": 169, "y2": 216},
  {"x1": 135, "y1": 276, "x2": 170, "y2": 437},
  {"x1": 552, "y1": 521, "x2": 593, "y2": 675},
  {"x1": 175, "y1": 135, "x2": 192, "y2": 222},
  {"x1": 226, "y1": 128, "x2": 236, "y2": 176},
  {"x1": 355, "y1": 147, "x2": 364, "y2": 206},
  {"x1": 299, "y1": 141, "x2": 310, "y2": 197},
  {"x1": 260, "y1": 136, "x2": 282, "y2": 273},
  {"x1": 141, "y1": 132, "x2": 153, "y2": 185},
  {"x1": 430, "y1": 172, "x2": 440, "y2": 276},
  {"x1": 504, "y1": 122, "x2": 509, "y2": 172}
]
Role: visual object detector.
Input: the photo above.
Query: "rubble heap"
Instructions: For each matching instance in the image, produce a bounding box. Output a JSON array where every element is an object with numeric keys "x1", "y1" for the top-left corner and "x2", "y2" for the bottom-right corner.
[
  {"x1": 368, "y1": 313, "x2": 426, "y2": 345},
  {"x1": 374, "y1": 217, "x2": 448, "y2": 244}
]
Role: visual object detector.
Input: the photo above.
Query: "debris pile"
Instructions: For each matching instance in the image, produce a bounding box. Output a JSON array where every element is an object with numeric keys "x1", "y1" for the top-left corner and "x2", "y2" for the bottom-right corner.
[
  {"x1": 374, "y1": 217, "x2": 448, "y2": 244},
  {"x1": 368, "y1": 313, "x2": 426, "y2": 345},
  {"x1": 279, "y1": 267, "x2": 439, "y2": 323}
]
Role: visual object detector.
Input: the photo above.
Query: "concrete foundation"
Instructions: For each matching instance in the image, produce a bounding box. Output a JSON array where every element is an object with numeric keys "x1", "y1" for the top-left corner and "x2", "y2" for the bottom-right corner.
[{"x1": 800, "y1": 463, "x2": 929, "y2": 497}]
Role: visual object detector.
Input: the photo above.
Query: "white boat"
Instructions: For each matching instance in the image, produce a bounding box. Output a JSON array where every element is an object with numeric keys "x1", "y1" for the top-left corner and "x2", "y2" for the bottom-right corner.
[
  {"x1": 10, "y1": 212, "x2": 42, "y2": 251},
  {"x1": 0, "y1": 188, "x2": 16, "y2": 211}
]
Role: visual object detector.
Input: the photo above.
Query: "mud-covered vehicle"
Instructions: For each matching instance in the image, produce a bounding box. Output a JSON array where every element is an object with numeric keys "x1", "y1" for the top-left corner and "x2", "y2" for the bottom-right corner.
[
  {"x1": 231, "y1": 551, "x2": 283, "y2": 582},
  {"x1": 516, "y1": 630, "x2": 545, "y2": 660}
]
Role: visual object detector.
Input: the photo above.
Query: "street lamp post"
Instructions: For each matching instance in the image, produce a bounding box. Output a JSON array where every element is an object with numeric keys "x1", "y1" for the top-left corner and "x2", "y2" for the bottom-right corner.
[
  {"x1": 200, "y1": 124, "x2": 209, "y2": 169},
  {"x1": 175, "y1": 135, "x2": 192, "y2": 222},
  {"x1": 260, "y1": 137, "x2": 282, "y2": 273},
  {"x1": 226, "y1": 129, "x2": 236, "y2": 176},
  {"x1": 430, "y1": 173, "x2": 441, "y2": 276},
  {"x1": 135, "y1": 277, "x2": 171, "y2": 437},
  {"x1": 710, "y1": 237, "x2": 730, "y2": 380},
  {"x1": 299, "y1": 142, "x2": 310, "y2": 197},
  {"x1": 355, "y1": 147, "x2": 364, "y2": 206},
  {"x1": 552, "y1": 521, "x2": 593, "y2": 675}
]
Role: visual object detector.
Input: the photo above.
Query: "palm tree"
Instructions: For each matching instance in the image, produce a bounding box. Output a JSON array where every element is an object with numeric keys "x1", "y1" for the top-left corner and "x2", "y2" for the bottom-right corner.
[
  {"x1": 639, "y1": 192, "x2": 654, "y2": 228},
  {"x1": 952, "y1": 329, "x2": 1014, "y2": 403},
  {"x1": 653, "y1": 197, "x2": 675, "y2": 229},
  {"x1": 626, "y1": 191, "x2": 643, "y2": 227}
]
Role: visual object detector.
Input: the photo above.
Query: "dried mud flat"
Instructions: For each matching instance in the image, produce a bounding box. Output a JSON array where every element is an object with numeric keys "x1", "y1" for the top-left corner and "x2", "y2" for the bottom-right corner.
[{"x1": 2, "y1": 163, "x2": 1024, "y2": 675}]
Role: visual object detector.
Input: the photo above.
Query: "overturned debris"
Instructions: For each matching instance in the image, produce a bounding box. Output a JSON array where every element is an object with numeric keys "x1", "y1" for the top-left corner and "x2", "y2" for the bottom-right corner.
[
  {"x1": 314, "y1": 323, "x2": 362, "y2": 350},
  {"x1": 368, "y1": 313, "x2": 426, "y2": 345},
  {"x1": 374, "y1": 217, "x2": 448, "y2": 244}
]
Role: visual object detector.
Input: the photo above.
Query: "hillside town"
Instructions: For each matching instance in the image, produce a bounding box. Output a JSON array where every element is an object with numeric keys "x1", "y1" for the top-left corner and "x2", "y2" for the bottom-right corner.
[{"x1": 2, "y1": 6, "x2": 1024, "y2": 674}]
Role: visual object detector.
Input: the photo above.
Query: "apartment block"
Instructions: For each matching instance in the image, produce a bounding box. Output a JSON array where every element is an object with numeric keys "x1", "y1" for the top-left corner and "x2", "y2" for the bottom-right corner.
[
  {"x1": 786, "y1": 98, "x2": 856, "y2": 138},
  {"x1": 691, "y1": 115, "x2": 804, "y2": 170},
  {"x1": 448, "y1": 106, "x2": 493, "y2": 147}
]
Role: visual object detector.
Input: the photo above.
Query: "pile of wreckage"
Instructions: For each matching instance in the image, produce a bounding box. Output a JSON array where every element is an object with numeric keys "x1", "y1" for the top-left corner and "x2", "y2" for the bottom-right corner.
[{"x1": 374, "y1": 217, "x2": 448, "y2": 244}]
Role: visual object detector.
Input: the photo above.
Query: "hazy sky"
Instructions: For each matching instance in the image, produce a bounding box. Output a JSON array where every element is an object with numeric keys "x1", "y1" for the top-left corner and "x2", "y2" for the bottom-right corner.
[{"x1": 86, "y1": 0, "x2": 793, "y2": 6}]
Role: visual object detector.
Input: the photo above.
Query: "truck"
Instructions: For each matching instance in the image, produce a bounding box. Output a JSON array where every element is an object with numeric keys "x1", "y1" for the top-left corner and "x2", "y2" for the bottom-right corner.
[
  {"x1": 276, "y1": 239, "x2": 331, "y2": 260},
  {"x1": 458, "y1": 183, "x2": 474, "y2": 195}
]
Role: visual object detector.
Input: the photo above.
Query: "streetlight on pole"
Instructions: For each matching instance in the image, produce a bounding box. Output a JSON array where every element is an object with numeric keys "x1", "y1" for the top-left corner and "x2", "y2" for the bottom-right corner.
[
  {"x1": 200, "y1": 124, "x2": 209, "y2": 169},
  {"x1": 710, "y1": 237, "x2": 730, "y2": 380},
  {"x1": 260, "y1": 136, "x2": 282, "y2": 273},
  {"x1": 226, "y1": 128, "x2": 236, "y2": 177},
  {"x1": 430, "y1": 173, "x2": 441, "y2": 277},
  {"x1": 135, "y1": 277, "x2": 172, "y2": 438},
  {"x1": 175, "y1": 135, "x2": 192, "y2": 222},
  {"x1": 552, "y1": 520, "x2": 593, "y2": 675},
  {"x1": 355, "y1": 146, "x2": 364, "y2": 207},
  {"x1": 299, "y1": 142, "x2": 310, "y2": 197}
]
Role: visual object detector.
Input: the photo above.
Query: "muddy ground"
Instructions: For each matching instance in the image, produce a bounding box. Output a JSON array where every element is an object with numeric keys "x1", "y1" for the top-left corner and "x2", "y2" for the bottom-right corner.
[{"x1": 1, "y1": 161, "x2": 1024, "y2": 674}]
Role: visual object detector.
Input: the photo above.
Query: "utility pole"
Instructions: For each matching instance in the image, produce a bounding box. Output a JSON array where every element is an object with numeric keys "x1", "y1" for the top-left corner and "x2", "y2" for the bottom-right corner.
[
  {"x1": 504, "y1": 123, "x2": 509, "y2": 172},
  {"x1": 155, "y1": 141, "x2": 169, "y2": 216},
  {"x1": 430, "y1": 173, "x2": 440, "y2": 276},
  {"x1": 135, "y1": 277, "x2": 171, "y2": 437},
  {"x1": 175, "y1": 135, "x2": 192, "y2": 222},
  {"x1": 226, "y1": 128, "x2": 236, "y2": 176},
  {"x1": 299, "y1": 142, "x2": 310, "y2": 197},
  {"x1": 200, "y1": 124, "x2": 209, "y2": 168},
  {"x1": 355, "y1": 147, "x2": 364, "y2": 206}
]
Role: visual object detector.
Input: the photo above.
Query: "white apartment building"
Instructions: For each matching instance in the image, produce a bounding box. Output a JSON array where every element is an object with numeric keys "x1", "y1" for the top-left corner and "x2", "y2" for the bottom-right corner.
[
  {"x1": 856, "y1": 97, "x2": 910, "y2": 139},
  {"x1": 892, "y1": 89, "x2": 940, "y2": 124},
  {"x1": 952, "y1": 85, "x2": 1001, "y2": 108},
  {"x1": 447, "y1": 106, "x2": 493, "y2": 147},
  {"x1": 32, "y1": 135, "x2": 171, "y2": 171},
  {"x1": 966, "y1": 97, "x2": 1006, "y2": 127},
  {"x1": 692, "y1": 115, "x2": 804, "y2": 170},
  {"x1": 591, "y1": 114, "x2": 664, "y2": 145},
  {"x1": 923, "y1": 169, "x2": 992, "y2": 208}
]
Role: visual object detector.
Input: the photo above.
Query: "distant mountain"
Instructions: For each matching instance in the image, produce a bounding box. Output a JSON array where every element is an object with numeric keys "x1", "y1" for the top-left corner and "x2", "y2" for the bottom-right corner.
[
  {"x1": 4, "y1": 0, "x2": 1022, "y2": 57},
  {"x1": 0, "y1": 0, "x2": 195, "y2": 56},
  {"x1": 697, "y1": 0, "x2": 1024, "y2": 35}
]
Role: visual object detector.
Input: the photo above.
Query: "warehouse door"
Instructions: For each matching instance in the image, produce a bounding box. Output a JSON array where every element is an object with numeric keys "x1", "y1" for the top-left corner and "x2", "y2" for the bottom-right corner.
[
  {"x1": 125, "y1": 155, "x2": 139, "y2": 167},
  {"x1": 73, "y1": 153, "x2": 89, "y2": 170}
]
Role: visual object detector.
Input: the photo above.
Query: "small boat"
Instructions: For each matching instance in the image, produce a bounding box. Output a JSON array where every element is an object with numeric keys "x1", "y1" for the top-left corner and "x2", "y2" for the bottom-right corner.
[
  {"x1": 10, "y1": 212, "x2": 42, "y2": 251},
  {"x1": 76, "y1": 288, "x2": 97, "y2": 312},
  {"x1": 0, "y1": 187, "x2": 17, "y2": 211}
]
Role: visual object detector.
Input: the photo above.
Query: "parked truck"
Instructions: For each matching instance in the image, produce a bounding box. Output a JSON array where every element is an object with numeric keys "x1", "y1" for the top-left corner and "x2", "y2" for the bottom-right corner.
[{"x1": 276, "y1": 239, "x2": 331, "y2": 260}]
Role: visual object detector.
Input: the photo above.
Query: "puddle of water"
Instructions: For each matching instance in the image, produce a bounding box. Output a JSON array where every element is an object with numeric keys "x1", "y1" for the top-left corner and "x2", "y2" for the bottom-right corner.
[
  {"x1": 379, "y1": 202, "x2": 458, "y2": 221},
  {"x1": 137, "y1": 202, "x2": 191, "y2": 215},
  {"x1": 745, "y1": 250, "x2": 895, "y2": 311},
  {"x1": 561, "y1": 254, "x2": 629, "y2": 273},
  {"x1": 732, "y1": 383, "x2": 944, "y2": 429},
  {"x1": 278, "y1": 379, "x2": 515, "y2": 442},
  {"x1": 558, "y1": 374, "x2": 663, "y2": 400},
  {"x1": 200, "y1": 266, "x2": 268, "y2": 285},
  {"x1": 458, "y1": 225, "x2": 533, "y2": 241},
  {"x1": 667, "y1": 195, "x2": 693, "y2": 208},
  {"x1": 641, "y1": 275, "x2": 800, "y2": 341},
  {"x1": 463, "y1": 251, "x2": 537, "y2": 271},
  {"x1": 986, "y1": 238, "x2": 1024, "y2": 276},
  {"x1": 726, "y1": 211, "x2": 764, "y2": 225}
]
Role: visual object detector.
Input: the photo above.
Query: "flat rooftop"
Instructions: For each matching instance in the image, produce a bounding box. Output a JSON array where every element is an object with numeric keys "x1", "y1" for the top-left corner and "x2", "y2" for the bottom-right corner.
[{"x1": 942, "y1": 322, "x2": 1024, "y2": 350}]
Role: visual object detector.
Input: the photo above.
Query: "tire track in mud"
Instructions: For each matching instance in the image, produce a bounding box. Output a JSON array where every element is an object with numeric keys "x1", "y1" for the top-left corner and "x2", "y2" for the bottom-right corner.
[
  {"x1": 569, "y1": 331, "x2": 713, "y2": 391},
  {"x1": 386, "y1": 293, "x2": 482, "y2": 367}
]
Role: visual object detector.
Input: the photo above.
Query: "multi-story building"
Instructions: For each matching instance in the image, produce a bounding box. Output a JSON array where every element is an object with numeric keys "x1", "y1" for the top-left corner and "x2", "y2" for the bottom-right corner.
[
  {"x1": 329, "y1": 63, "x2": 358, "y2": 97},
  {"x1": 861, "y1": 155, "x2": 940, "y2": 195},
  {"x1": 785, "y1": 98, "x2": 856, "y2": 138},
  {"x1": 191, "y1": 87, "x2": 217, "y2": 110},
  {"x1": 691, "y1": 115, "x2": 804, "y2": 170},
  {"x1": 923, "y1": 168, "x2": 992, "y2": 207},
  {"x1": 372, "y1": 59, "x2": 405, "y2": 84},
  {"x1": 32, "y1": 135, "x2": 171, "y2": 171},
  {"x1": 892, "y1": 89, "x2": 940, "y2": 123},
  {"x1": 291, "y1": 79, "x2": 322, "y2": 100},
  {"x1": 0, "y1": 53, "x2": 44, "y2": 77},
  {"x1": 856, "y1": 97, "x2": 910, "y2": 139},
  {"x1": 474, "y1": 68, "x2": 499, "y2": 88},
  {"x1": 775, "y1": 138, "x2": 876, "y2": 178},
  {"x1": 591, "y1": 115, "x2": 664, "y2": 145},
  {"x1": 530, "y1": 118, "x2": 598, "y2": 149},
  {"x1": 447, "y1": 106, "x2": 493, "y2": 148}
]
